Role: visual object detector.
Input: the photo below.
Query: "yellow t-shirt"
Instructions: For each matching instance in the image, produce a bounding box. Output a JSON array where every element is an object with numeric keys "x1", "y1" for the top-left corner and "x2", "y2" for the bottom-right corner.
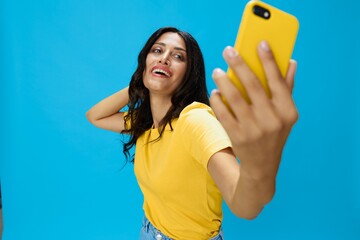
[{"x1": 134, "y1": 102, "x2": 232, "y2": 239}]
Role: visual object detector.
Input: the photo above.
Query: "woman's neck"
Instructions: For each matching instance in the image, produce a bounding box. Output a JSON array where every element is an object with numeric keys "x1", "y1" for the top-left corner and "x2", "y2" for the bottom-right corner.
[{"x1": 149, "y1": 94, "x2": 172, "y2": 128}]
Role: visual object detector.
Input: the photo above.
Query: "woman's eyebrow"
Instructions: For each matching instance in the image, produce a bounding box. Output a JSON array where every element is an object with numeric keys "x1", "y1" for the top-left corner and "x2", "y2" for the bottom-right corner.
[{"x1": 154, "y1": 42, "x2": 186, "y2": 52}]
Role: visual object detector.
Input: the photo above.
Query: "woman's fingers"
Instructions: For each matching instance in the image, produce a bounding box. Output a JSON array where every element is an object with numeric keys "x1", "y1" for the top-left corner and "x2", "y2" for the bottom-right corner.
[
  {"x1": 209, "y1": 89, "x2": 241, "y2": 140},
  {"x1": 256, "y1": 41, "x2": 289, "y2": 99},
  {"x1": 285, "y1": 60, "x2": 297, "y2": 93},
  {"x1": 257, "y1": 42, "x2": 298, "y2": 126},
  {"x1": 211, "y1": 68, "x2": 252, "y2": 121},
  {"x1": 222, "y1": 47, "x2": 269, "y2": 105},
  {"x1": 212, "y1": 43, "x2": 298, "y2": 132}
]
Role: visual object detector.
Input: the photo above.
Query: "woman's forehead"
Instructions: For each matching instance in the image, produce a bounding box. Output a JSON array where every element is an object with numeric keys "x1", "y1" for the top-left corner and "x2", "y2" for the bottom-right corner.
[{"x1": 154, "y1": 32, "x2": 186, "y2": 50}]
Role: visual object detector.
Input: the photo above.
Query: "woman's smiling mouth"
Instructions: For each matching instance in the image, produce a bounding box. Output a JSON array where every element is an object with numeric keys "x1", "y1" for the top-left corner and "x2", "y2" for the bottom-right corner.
[{"x1": 151, "y1": 66, "x2": 172, "y2": 78}]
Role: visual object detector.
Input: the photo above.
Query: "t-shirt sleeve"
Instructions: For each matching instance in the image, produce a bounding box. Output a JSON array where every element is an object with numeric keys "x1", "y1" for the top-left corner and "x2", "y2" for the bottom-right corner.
[{"x1": 178, "y1": 103, "x2": 232, "y2": 169}]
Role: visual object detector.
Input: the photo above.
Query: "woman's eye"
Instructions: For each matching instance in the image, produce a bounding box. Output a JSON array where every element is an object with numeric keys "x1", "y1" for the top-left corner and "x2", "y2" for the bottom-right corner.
[
  {"x1": 153, "y1": 48, "x2": 161, "y2": 53},
  {"x1": 173, "y1": 54, "x2": 183, "y2": 60}
]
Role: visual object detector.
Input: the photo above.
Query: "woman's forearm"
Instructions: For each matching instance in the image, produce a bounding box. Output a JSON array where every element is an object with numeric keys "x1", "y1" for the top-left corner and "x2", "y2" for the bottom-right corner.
[
  {"x1": 231, "y1": 168, "x2": 276, "y2": 220},
  {"x1": 86, "y1": 87, "x2": 129, "y2": 123}
]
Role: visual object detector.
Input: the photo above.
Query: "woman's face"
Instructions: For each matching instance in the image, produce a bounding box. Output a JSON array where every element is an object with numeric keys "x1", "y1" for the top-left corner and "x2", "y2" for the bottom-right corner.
[{"x1": 143, "y1": 32, "x2": 187, "y2": 98}]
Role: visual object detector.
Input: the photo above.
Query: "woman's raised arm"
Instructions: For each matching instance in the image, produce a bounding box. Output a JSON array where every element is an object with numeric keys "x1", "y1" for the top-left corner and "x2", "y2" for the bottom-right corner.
[
  {"x1": 209, "y1": 42, "x2": 298, "y2": 219},
  {"x1": 86, "y1": 87, "x2": 129, "y2": 133}
]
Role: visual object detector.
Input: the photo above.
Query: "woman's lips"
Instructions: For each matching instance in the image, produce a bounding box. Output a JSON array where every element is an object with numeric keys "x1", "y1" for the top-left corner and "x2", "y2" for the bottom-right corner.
[{"x1": 151, "y1": 65, "x2": 172, "y2": 78}]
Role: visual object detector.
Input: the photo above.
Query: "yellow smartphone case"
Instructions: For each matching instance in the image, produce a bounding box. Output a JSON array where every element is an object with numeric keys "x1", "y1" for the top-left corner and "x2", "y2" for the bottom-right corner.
[{"x1": 227, "y1": 0, "x2": 299, "y2": 102}]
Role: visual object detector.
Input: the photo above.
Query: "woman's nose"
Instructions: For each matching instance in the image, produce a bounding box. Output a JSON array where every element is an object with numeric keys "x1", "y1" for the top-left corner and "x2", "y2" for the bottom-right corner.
[{"x1": 158, "y1": 53, "x2": 170, "y2": 65}]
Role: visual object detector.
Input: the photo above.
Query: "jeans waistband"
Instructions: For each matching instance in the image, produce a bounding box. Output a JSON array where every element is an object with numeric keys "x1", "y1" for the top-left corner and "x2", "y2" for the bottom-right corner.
[
  {"x1": 141, "y1": 216, "x2": 224, "y2": 240},
  {"x1": 142, "y1": 217, "x2": 172, "y2": 240}
]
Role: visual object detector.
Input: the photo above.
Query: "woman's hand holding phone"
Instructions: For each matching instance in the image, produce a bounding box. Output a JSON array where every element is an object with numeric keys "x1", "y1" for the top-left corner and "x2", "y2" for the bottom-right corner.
[
  {"x1": 210, "y1": 41, "x2": 298, "y2": 183},
  {"x1": 210, "y1": 1, "x2": 299, "y2": 207}
]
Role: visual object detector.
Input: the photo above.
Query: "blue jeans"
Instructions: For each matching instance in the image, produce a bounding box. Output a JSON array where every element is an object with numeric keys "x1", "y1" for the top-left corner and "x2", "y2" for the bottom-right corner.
[{"x1": 139, "y1": 217, "x2": 224, "y2": 240}]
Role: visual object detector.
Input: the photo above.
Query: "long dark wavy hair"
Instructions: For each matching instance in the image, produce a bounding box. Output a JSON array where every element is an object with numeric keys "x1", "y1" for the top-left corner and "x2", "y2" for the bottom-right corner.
[{"x1": 122, "y1": 27, "x2": 209, "y2": 162}]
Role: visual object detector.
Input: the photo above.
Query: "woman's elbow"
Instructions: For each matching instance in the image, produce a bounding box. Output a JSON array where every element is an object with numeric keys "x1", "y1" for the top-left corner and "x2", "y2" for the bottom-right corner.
[
  {"x1": 86, "y1": 110, "x2": 97, "y2": 124},
  {"x1": 233, "y1": 210, "x2": 260, "y2": 220},
  {"x1": 230, "y1": 204, "x2": 264, "y2": 220}
]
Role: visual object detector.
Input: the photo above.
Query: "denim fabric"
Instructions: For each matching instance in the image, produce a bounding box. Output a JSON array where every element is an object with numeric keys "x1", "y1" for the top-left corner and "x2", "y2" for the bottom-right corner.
[{"x1": 139, "y1": 217, "x2": 224, "y2": 240}]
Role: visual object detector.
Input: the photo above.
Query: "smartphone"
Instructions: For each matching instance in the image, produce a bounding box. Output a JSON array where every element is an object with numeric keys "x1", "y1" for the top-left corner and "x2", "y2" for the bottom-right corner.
[{"x1": 226, "y1": 0, "x2": 299, "y2": 103}]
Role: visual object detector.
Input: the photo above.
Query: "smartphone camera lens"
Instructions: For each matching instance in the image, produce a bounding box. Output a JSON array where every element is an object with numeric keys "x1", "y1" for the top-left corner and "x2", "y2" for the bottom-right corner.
[{"x1": 253, "y1": 5, "x2": 271, "y2": 19}]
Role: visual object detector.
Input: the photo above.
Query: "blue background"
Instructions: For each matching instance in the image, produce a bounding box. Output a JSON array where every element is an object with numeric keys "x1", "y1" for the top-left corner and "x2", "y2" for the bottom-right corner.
[{"x1": 1, "y1": 0, "x2": 359, "y2": 239}]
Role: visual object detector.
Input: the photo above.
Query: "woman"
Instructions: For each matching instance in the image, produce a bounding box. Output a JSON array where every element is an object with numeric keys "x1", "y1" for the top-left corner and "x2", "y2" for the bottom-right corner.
[{"x1": 86, "y1": 27, "x2": 298, "y2": 239}]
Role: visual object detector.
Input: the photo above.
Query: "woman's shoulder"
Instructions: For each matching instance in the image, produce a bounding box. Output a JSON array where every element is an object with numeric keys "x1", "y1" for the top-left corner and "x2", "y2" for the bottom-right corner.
[
  {"x1": 176, "y1": 102, "x2": 230, "y2": 143},
  {"x1": 179, "y1": 102, "x2": 214, "y2": 118},
  {"x1": 177, "y1": 102, "x2": 217, "y2": 127}
]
